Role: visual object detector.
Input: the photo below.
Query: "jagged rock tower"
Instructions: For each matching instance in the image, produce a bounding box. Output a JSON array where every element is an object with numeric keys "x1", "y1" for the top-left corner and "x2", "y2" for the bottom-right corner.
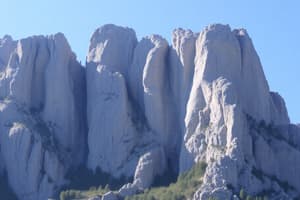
[{"x1": 0, "y1": 24, "x2": 299, "y2": 200}]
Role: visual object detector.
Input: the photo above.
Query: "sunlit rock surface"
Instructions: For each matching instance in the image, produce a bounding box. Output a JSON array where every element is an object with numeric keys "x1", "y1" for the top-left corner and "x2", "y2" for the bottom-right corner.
[
  {"x1": 0, "y1": 34, "x2": 86, "y2": 199},
  {"x1": 0, "y1": 24, "x2": 299, "y2": 200}
]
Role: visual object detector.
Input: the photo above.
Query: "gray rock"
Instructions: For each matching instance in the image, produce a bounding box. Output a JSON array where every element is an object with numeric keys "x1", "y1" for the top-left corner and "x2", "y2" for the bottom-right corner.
[
  {"x1": 169, "y1": 28, "x2": 198, "y2": 137},
  {"x1": 87, "y1": 24, "x2": 137, "y2": 76},
  {"x1": 88, "y1": 196, "x2": 101, "y2": 200},
  {"x1": 133, "y1": 147, "x2": 167, "y2": 189},
  {"x1": 86, "y1": 25, "x2": 171, "y2": 180},
  {"x1": 118, "y1": 183, "x2": 139, "y2": 197},
  {"x1": 178, "y1": 24, "x2": 298, "y2": 199},
  {"x1": 0, "y1": 35, "x2": 17, "y2": 70},
  {"x1": 86, "y1": 24, "x2": 140, "y2": 177},
  {"x1": 86, "y1": 64, "x2": 138, "y2": 177},
  {"x1": 0, "y1": 33, "x2": 85, "y2": 199},
  {"x1": 101, "y1": 191, "x2": 118, "y2": 200},
  {"x1": 0, "y1": 23, "x2": 299, "y2": 200}
]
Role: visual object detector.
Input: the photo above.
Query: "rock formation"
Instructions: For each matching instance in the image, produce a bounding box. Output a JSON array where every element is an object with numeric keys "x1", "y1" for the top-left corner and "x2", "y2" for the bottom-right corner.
[
  {"x1": 0, "y1": 34, "x2": 86, "y2": 199},
  {"x1": 0, "y1": 24, "x2": 299, "y2": 200}
]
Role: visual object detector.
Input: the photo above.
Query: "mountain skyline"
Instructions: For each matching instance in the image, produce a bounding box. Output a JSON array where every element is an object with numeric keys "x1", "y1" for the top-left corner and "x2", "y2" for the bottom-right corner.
[
  {"x1": 1, "y1": 0, "x2": 298, "y2": 123},
  {"x1": 1, "y1": 23, "x2": 299, "y2": 200}
]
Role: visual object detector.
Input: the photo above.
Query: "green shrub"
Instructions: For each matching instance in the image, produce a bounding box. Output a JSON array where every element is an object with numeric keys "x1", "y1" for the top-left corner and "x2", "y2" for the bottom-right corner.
[
  {"x1": 59, "y1": 165, "x2": 129, "y2": 199},
  {"x1": 246, "y1": 195, "x2": 253, "y2": 200},
  {"x1": 126, "y1": 161, "x2": 207, "y2": 200},
  {"x1": 239, "y1": 189, "x2": 245, "y2": 200},
  {"x1": 238, "y1": 188, "x2": 270, "y2": 200},
  {"x1": 59, "y1": 190, "x2": 83, "y2": 200}
]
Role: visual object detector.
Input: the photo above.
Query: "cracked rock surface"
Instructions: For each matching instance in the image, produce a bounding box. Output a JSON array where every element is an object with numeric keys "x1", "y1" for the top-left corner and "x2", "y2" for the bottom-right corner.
[{"x1": 0, "y1": 24, "x2": 299, "y2": 200}]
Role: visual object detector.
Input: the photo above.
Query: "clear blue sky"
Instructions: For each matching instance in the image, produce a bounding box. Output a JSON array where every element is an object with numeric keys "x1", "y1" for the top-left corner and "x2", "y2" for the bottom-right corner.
[{"x1": 0, "y1": 0, "x2": 299, "y2": 123}]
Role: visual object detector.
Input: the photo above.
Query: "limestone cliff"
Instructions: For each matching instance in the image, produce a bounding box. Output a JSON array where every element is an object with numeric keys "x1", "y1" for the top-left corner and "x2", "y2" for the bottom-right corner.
[
  {"x1": 0, "y1": 24, "x2": 299, "y2": 200},
  {"x1": 0, "y1": 34, "x2": 86, "y2": 200}
]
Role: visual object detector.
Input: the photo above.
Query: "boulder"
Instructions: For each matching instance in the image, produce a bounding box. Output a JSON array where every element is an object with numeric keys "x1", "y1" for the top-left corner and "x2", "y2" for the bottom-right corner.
[{"x1": 133, "y1": 147, "x2": 167, "y2": 189}]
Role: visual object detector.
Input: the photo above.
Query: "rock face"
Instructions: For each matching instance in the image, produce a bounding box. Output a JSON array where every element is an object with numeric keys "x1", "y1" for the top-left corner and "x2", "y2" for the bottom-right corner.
[
  {"x1": 86, "y1": 24, "x2": 299, "y2": 200},
  {"x1": 169, "y1": 28, "x2": 198, "y2": 140},
  {"x1": 0, "y1": 24, "x2": 299, "y2": 200},
  {"x1": 86, "y1": 25, "x2": 172, "y2": 180},
  {"x1": 86, "y1": 25, "x2": 140, "y2": 177},
  {"x1": 0, "y1": 34, "x2": 86, "y2": 199},
  {"x1": 179, "y1": 24, "x2": 296, "y2": 199}
]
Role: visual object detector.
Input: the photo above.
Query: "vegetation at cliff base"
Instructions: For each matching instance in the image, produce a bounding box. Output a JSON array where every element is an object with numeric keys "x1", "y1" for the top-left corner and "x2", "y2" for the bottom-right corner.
[
  {"x1": 59, "y1": 165, "x2": 130, "y2": 200},
  {"x1": 126, "y1": 161, "x2": 207, "y2": 200},
  {"x1": 60, "y1": 185, "x2": 109, "y2": 200},
  {"x1": 59, "y1": 162, "x2": 207, "y2": 200}
]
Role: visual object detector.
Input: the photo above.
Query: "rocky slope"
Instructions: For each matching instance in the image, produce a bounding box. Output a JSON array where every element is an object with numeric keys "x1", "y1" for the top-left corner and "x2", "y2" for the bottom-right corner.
[{"x1": 0, "y1": 24, "x2": 299, "y2": 200}]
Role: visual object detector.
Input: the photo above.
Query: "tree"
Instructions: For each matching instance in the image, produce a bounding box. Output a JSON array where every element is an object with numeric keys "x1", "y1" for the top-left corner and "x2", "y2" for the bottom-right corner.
[
  {"x1": 239, "y1": 188, "x2": 245, "y2": 200},
  {"x1": 246, "y1": 195, "x2": 253, "y2": 200}
]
